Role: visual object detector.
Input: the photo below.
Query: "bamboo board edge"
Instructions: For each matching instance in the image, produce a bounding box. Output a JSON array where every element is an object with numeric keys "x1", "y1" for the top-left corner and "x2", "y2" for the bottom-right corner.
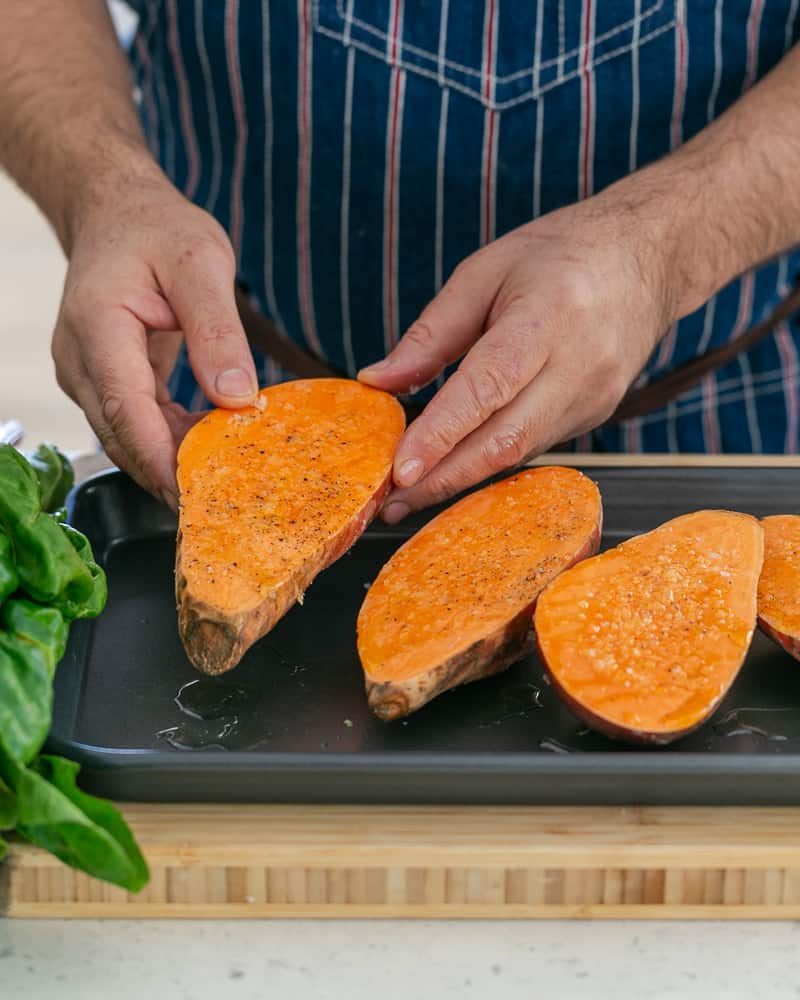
[{"x1": 8, "y1": 902, "x2": 800, "y2": 921}]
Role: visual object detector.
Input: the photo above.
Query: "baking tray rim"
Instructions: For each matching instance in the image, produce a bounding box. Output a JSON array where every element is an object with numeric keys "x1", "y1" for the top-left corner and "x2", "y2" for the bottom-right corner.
[{"x1": 44, "y1": 732, "x2": 800, "y2": 776}]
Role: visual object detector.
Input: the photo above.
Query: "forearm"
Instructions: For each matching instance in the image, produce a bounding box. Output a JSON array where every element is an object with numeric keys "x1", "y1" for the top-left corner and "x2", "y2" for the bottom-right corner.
[
  {"x1": 0, "y1": 0, "x2": 160, "y2": 253},
  {"x1": 599, "y1": 45, "x2": 800, "y2": 321}
]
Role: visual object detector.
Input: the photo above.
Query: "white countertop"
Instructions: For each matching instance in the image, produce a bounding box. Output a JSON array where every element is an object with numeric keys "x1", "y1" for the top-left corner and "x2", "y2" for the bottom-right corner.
[{"x1": 2, "y1": 919, "x2": 799, "y2": 999}]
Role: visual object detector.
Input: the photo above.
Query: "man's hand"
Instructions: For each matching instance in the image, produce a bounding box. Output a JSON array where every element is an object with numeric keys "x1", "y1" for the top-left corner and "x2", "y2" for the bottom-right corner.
[
  {"x1": 52, "y1": 163, "x2": 257, "y2": 508},
  {"x1": 360, "y1": 187, "x2": 674, "y2": 522},
  {"x1": 0, "y1": 0, "x2": 257, "y2": 509},
  {"x1": 362, "y1": 43, "x2": 800, "y2": 522}
]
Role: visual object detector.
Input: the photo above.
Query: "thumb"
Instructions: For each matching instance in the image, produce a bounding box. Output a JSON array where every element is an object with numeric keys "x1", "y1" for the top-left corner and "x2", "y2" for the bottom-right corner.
[
  {"x1": 358, "y1": 254, "x2": 500, "y2": 393},
  {"x1": 159, "y1": 241, "x2": 258, "y2": 407}
]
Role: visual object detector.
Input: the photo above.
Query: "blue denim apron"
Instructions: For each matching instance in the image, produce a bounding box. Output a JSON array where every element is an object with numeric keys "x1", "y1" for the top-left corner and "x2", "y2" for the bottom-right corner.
[{"x1": 128, "y1": 0, "x2": 800, "y2": 452}]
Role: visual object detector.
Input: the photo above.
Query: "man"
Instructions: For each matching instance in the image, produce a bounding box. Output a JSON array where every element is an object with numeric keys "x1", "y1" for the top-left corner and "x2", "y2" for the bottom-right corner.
[{"x1": 1, "y1": 1, "x2": 799, "y2": 523}]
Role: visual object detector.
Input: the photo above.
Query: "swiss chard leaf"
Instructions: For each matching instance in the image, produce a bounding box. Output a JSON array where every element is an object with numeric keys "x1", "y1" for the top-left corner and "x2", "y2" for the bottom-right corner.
[
  {"x1": 26, "y1": 444, "x2": 75, "y2": 514},
  {"x1": 0, "y1": 529, "x2": 18, "y2": 605},
  {"x1": 1, "y1": 599, "x2": 69, "y2": 679},
  {"x1": 12, "y1": 755, "x2": 149, "y2": 892},
  {"x1": 0, "y1": 774, "x2": 18, "y2": 863},
  {"x1": 0, "y1": 775, "x2": 17, "y2": 829},
  {"x1": 0, "y1": 445, "x2": 93, "y2": 608},
  {"x1": 58, "y1": 524, "x2": 108, "y2": 620},
  {"x1": 0, "y1": 632, "x2": 53, "y2": 766},
  {"x1": 0, "y1": 445, "x2": 146, "y2": 892}
]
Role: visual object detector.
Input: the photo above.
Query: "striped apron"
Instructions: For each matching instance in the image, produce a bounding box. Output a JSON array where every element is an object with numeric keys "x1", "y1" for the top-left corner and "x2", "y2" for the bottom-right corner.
[{"x1": 127, "y1": 0, "x2": 800, "y2": 453}]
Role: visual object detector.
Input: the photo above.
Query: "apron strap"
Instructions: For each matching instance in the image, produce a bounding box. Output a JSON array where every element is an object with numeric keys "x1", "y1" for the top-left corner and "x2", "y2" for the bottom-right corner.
[
  {"x1": 236, "y1": 279, "x2": 800, "y2": 427},
  {"x1": 610, "y1": 279, "x2": 800, "y2": 424},
  {"x1": 235, "y1": 283, "x2": 347, "y2": 380}
]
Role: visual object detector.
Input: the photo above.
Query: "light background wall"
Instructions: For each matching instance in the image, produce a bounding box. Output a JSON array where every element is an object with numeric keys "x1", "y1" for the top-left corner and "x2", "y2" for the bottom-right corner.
[
  {"x1": 0, "y1": 173, "x2": 91, "y2": 453},
  {"x1": 0, "y1": 1, "x2": 137, "y2": 455}
]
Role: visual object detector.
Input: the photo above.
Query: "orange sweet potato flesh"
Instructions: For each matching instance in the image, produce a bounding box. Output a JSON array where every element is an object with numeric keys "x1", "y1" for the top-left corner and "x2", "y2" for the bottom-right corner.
[
  {"x1": 176, "y1": 379, "x2": 405, "y2": 675},
  {"x1": 536, "y1": 510, "x2": 764, "y2": 745},
  {"x1": 358, "y1": 467, "x2": 602, "y2": 720},
  {"x1": 758, "y1": 515, "x2": 800, "y2": 660}
]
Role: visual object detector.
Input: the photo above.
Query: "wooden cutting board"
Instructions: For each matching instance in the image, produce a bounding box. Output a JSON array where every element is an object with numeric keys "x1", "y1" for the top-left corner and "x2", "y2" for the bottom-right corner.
[{"x1": 5, "y1": 804, "x2": 800, "y2": 919}]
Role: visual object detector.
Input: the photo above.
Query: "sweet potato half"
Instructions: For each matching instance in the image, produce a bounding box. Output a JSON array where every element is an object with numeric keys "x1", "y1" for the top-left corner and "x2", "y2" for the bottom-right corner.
[
  {"x1": 358, "y1": 467, "x2": 602, "y2": 720},
  {"x1": 758, "y1": 514, "x2": 800, "y2": 660},
  {"x1": 176, "y1": 379, "x2": 405, "y2": 675},
  {"x1": 535, "y1": 510, "x2": 764, "y2": 745}
]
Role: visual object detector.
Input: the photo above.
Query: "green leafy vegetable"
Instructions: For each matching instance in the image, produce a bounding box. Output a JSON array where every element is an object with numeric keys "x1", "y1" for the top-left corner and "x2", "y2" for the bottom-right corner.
[
  {"x1": 8, "y1": 756, "x2": 149, "y2": 892},
  {"x1": 25, "y1": 443, "x2": 75, "y2": 514},
  {"x1": 0, "y1": 776, "x2": 16, "y2": 828},
  {"x1": 0, "y1": 529, "x2": 18, "y2": 604},
  {"x1": 0, "y1": 630, "x2": 52, "y2": 766},
  {"x1": 0, "y1": 598, "x2": 66, "y2": 767},
  {"x1": 0, "y1": 778, "x2": 15, "y2": 863},
  {"x1": 1, "y1": 598, "x2": 68, "y2": 677},
  {"x1": 0, "y1": 445, "x2": 93, "y2": 609},
  {"x1": 0, "y1": 444, "x2": 149, "y2": 893},
  {"x1": 58, "y1": 524, "x2": 108, "y2": 620}
]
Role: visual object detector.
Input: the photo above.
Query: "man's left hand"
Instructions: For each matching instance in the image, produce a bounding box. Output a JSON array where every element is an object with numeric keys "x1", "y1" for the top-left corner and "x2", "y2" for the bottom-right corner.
[{"x1": 359, "y1": 183, "x2": 677, "y2": 523}]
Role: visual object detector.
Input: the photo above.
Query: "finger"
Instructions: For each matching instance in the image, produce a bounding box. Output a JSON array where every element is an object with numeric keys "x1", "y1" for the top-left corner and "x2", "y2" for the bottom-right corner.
[
  {"x1": 69, "y1": 367, "x2": 149, "y2": 489},
  {"x1": 77, "y1": 306, "x2": 181, "y2": 505},
  {"x1": 158, "y1": 242, "x2": 258, "y2": 407},
  {"x1": 147, "y1": 327, "x2": 202, "y2": 455},
  {"x1": 148, "y1": 328, "x2": 184, "y2": 394},
  {"x1": 382, "y1": 363, "x2": 572, "y2": 522},
  {"x1": 77, "y1": 375, "x2": 180, "y2": 509},
  {"x1": 131, "y1": 288, "x2": 179, "y2": 332},
  {"x1": 357, "y1": 252, "x2": 504, "y2": 393},
  {"x1": 390, "y1": 307, "x2": 547, "y2": 488},
  {"x1": 161, "y1": 401, "x2": 204, "y2": 448}
]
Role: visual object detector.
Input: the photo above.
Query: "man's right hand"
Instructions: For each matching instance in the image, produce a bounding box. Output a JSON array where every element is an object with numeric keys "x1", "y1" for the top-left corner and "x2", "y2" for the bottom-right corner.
[{"x1": 51, "y1": 161, "x2": 257, "y2": 509}]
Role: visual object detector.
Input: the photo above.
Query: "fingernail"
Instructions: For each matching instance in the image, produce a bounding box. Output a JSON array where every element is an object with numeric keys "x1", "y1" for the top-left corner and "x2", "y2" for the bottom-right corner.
[
  {"x1": 396, "y1": 458, "x2": 424, "y2": 488},
  {"x1": 383, "y1": 501, "x2": 411, "y2": 525},
  {"x1": 216, "y1": 368, "x2": 255, "y2": 398},
  {"x1": 359, "y1": 358, "x2": 392, "y2": 377}
]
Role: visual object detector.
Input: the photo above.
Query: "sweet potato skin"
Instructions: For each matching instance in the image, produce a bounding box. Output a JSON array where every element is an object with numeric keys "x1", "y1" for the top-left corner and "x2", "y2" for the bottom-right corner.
[
  {"x1": 367, "y1": 620, "x2": 535, "y2": 721},
  {"x1": 176, "y1": 380, "x2": 404, "y2": 675},
  {"x1": 176, "y1": 472, "x2": 393, "y2": 676},
  {"x1": 536, "y1": 510, "x2": 764, "y2": 746},
  {"x1": 758, "y1": 618, "x2": 800, "y2": 663},
  {"x1": 540, "y1": 655, "x2": 705, "y2": 746},
  {"x1": 360, "y1": 467, "x2": 603, "y2": 719},
  {"x1": 757, "y1": 515, "x2": 800, "y2": 662},
  {"x1": 367, "y1": 538, "x2": 598, "y2": 721}
]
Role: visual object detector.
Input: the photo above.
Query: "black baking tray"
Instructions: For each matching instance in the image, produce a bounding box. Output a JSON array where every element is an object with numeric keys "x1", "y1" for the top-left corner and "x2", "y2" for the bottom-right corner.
[{"x1": 49, "y1": 467, "x2": 800, "y2": 805}]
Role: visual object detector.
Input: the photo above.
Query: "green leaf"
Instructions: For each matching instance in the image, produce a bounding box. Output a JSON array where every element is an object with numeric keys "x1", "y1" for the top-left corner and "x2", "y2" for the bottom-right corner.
[
  {"x1": 0, "y1": 529, "x2": 18, "y2": 605},
  {"x1": 0, "y1": 446, "x2": 93, "y2": 609},
  {"x1": 25, "y1": 444, "x2": 75, "y2": 514},
  {"x1": 0, "y1": 600, "x2": 67, "y2": 766},
  {"x1": 13, "y1": 756, "x2": 149, "y2": 892},
  {"x1": 0, "y1": 632, "x2": 52, "y2": 766},
  {"x1": 0, "y1": 775, "x2": 17, "y2": 830},
  {"x1": 1, "y1": 599, "x2": 69, "y2": 678},
  {"x1": 58, "y1": 525, "x2": 108, "y2": 620},
  {"x1": 0, "y1": 834, "x2": 7, "y2": 862}
]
